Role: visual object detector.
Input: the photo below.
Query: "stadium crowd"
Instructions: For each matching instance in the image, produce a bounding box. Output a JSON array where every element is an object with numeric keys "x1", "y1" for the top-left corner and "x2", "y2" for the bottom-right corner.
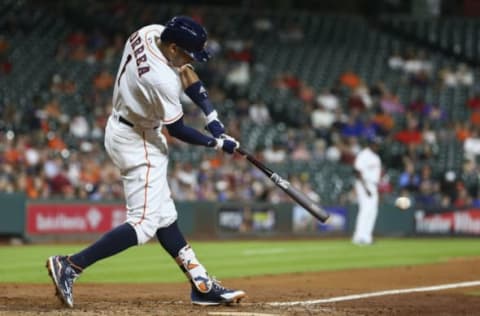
[{"x1": 1, "y1": 2, "x2": 480, "y2": 210}]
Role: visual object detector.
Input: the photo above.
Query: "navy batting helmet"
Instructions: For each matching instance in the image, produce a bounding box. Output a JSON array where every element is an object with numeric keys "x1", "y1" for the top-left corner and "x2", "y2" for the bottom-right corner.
[{"x1": 161, "y1": 16, "x2": 210, "y2": 62}]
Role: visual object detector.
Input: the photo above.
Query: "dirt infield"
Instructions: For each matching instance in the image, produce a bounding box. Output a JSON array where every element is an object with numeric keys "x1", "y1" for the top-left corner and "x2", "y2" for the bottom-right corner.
[{"x1": 1, "y1": 258, "x2": 480, "y2": 316}]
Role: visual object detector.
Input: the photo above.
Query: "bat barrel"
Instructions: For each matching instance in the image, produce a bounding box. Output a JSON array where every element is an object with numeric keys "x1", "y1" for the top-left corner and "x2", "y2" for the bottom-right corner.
[{"x1": 236, "y1": 147, "x2": 330, "y2": 223}]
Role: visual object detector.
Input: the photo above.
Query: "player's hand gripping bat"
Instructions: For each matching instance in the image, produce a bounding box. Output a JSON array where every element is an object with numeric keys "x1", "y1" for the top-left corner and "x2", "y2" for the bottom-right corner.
[{"x1": 236, "y1": 147, "x2": 330, "y2": 223}]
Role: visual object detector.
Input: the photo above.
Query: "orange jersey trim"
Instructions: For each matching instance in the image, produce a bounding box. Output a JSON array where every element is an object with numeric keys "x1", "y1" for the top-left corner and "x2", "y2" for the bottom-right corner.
[{"x1": 163, "y1": 111, "x2": 183, "y2": 124}]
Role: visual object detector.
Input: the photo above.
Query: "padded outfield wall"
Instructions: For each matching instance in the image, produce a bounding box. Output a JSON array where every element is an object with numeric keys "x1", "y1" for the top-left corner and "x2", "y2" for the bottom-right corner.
[{"x1": 2, "y1": 193, "x2": 479, "y2": 242}]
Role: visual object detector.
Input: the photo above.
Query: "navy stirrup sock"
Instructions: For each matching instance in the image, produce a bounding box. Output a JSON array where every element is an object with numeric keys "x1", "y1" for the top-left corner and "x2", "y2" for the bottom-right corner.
[
  {"x1": 69, "y1": 223, "x2": 138, "y2": 273},
  {"x1": 156, "y1": 221, "x2": 187, "y2": 258}
]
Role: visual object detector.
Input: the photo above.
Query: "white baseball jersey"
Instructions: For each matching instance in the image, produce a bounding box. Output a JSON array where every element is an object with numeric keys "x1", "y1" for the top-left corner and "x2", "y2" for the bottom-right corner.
[
  {"x1": 112, "y1": 24, "x2": 184, "y2": 129},
  {"x1": 354, "y1": 147, "x2": 381, "y2": 192},
  {"x1": 105, "y1": 24, "x2": 187, "y2": 244}
]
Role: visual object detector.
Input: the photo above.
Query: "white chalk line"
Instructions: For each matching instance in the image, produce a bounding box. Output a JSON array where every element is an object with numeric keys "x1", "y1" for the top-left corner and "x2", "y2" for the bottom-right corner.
[{"x1": 267, "y1": 280, "x2": 480, "y2": 306}]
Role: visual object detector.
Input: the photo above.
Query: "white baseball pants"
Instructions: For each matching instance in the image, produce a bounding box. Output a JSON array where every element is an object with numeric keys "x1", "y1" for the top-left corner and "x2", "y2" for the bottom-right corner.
[
  {"x1": 104, "y1": 115, "x2": 177, "y2": 244},
  {"x1": 352, "y1": 181, "x2": 379, "y2": 245}
]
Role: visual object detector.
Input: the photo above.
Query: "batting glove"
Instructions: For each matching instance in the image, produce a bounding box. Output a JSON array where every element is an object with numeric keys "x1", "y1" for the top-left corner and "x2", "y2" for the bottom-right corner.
[
  {"x1": 205, "y1": 110, "x2": 225, "y2": 138},
  {"x1": 214, "y1": 136, "x2": 239, "y2": 154}
]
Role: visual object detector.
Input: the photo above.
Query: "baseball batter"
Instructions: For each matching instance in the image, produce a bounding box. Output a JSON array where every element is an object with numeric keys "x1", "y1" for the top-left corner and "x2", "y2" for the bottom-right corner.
[
  {"x1": 352, "y1": 138, "x2": 382, "y2": 245},
  {"x1": 46, "y1": 16, "x2": 245, "y2": 308}
]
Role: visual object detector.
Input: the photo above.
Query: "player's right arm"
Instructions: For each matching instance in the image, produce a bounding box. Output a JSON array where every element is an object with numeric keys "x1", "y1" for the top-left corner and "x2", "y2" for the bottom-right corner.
[
  {"x1": 179, "y1": 65, "x2": 226, "y2": 138},
  {"x1": 150, "y1": 71, "x2": 238, "y2": 154},
  {"x1": 354, "y1": 169, "x2": 371, "y2": 197},
  {"x1": 354, "y1": 154, "x2": 372, "y2": 197}
]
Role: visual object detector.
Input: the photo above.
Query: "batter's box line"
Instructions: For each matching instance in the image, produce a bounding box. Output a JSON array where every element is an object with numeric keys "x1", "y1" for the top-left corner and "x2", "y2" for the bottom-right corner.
[{"x1": 267, "y1": 280, "x2": 480, "y2": 306}]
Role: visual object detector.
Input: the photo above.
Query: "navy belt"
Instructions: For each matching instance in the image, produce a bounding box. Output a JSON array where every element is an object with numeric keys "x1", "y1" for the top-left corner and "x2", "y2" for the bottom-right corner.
[
  {"x1": 118, "y1": 115, "x2": 134, "y2": 128},
  {"x1": 118, "y1": 115, "x2": 159, "y2": 129}
]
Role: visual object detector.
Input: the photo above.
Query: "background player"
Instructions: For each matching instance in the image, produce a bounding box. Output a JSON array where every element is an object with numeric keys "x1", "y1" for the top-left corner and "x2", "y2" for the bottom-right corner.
[
  {"x1": 46, "y1": 16, "x2": 245, "y2": 308},
  {"x1": 352, "y1": 137, "x2": 382, "y2": 245}
]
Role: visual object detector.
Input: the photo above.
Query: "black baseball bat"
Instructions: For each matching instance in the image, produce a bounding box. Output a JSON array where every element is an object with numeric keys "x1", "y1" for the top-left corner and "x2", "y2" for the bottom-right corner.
[{"x1": 236, "y1": 147, "x2": 330, "y2": 223}]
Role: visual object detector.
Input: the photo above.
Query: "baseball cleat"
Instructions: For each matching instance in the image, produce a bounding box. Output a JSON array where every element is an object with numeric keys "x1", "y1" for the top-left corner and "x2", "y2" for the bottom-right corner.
[
  {"x1": 191, "y1": 279, "x2": 246, "y2": 306},
  {"x1": 46, "y1": 256, "x2": 79, "y2": 308}
]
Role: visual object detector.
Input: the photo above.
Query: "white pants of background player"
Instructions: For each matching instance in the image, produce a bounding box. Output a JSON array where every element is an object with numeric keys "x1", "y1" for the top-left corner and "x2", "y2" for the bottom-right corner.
[
  {"x1": 104, "y1": 115, "x2": 177, "y2": 245},
  {"x1": 352, "y1": 180, "x2": 379, "y2": 245}
]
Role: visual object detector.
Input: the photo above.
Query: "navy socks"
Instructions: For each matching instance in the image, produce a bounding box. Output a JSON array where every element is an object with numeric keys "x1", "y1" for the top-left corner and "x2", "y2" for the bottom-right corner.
[
  {"x1": 155, "y1": 221, "x2": 187, "y2": 258},
  {"x1": 69, "y1": 223, "x2": 138, "y2": 273},
  {"x1": 68, "y1": 221, "x2": 188, "y2": 276}
]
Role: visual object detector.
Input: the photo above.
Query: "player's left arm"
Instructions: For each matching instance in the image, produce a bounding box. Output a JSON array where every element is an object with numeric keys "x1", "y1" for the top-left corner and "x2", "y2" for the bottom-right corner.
[
  {"x1": 165, "y1": 116, "x2": 239, "y2": 154},
  {"x1": 179, "y1": 65, "x2": 225, "y2": 138}
]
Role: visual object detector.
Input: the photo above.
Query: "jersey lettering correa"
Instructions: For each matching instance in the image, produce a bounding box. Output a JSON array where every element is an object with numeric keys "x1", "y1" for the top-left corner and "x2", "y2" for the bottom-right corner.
[{"x1": 129, "y1": 31, "x2": 150, "y2": 77}]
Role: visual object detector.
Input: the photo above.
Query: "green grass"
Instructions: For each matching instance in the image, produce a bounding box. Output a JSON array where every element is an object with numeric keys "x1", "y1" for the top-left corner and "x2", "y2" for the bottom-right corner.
[{"x1": 0, "y1": 238, "x2": 479, "y2": 283}]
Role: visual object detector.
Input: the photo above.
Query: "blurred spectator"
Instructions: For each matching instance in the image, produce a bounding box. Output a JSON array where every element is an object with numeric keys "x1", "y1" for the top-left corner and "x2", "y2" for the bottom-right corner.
[
  {"x1": 348, "y1": 84, "x2": 373, "y2": 110},
  {"x1": 93, "y1": 69, "x2": 114, "y2": 91},
  {"x1": 421, "y1": 122, "x2": 437, "y2": 145},
  {"x1": 456, "y1": 64, "x2": 474, "y2": 86},
  {"x1": 407, "y1": 97, "x2": 427, "y2": 114},
  {"x1": 253, "y1": 16, "x2": 273, "y2": 33},
  {"x1": 453, "y1": 182, "x2": 473, "y2": 208},
  {"x1": 69, "y1": 115, "x2": 89, "y2": 139},
  {"x1": 455, "y1": 121, "x2": 471, "y2": 142},
  {"x1": 403, "y1": 51, "x2": 423, "y2": 75},
  {"x1": 325, "y1": 138, "x2": 342, "y2": 162},
  {"x1": 378, "y1": 170, "x2": 393, "y2": 194},
  {"x1": 339, "y1": 70, "x2": 361, "y2": 90},
  {"x1": 464, "y1": 128, "x2": 480, "y2": 162},
  {"x1": 440, "y1": 170, "x2": 458, "y2": 203},
  {"x1": 470, "y1": 110, "x2": 480, "y2": 127},
  {"x1": 263, "y1": 142, "x2": 287, "y2": 163},
  {"x1": 467, "y1": 93, "x2": 480, "y2": 111},
  {"x1": 461, "y1": 158, "x2": 479, "y2": 198},
  {"x1": 422, "y1": 103, "x2": 446, "y2": 123},
  {"x1": 225, "y1": 62, "x2": 250, "y2": 88},
  {"x1": 380, "y1": 91, "x2": 405, "y2": 114},
  {"x1": 291, "y1": 141, "x2": 311, "y2": 161},
  {"x1": 361, "y1": 113, "x2": 381, "y2": 141},
  {"x1": 47, "y1": 132, "x2": 67, "y2": 151},
  {"x1": 298, "y1": 83, "x2": 316, "y2": 104},
  {"x1": 372, "y1": 108, "x2": 394, "y2": 136},
  {"x1": 226, "y1": 39, "x2": 253, "y2": 64},
  {"x1": 394, "y1": 116, "x2": 422, "y2": 146},
  {"x1": 50, "y1": 165, "x2": 73, "y2": 197},
  {"x1": 273, "y1": 72, "x2": 301, "y2": 92},
  {"x1": 341, "y1": 113, "x2": 364, "y2": 138},
  {"x1": 311, "y1": 139, "x2": 327, "y2": 160},
  {"x1": 316, "y1": 88, "x2": 340, "y2": 111},
  {"x1": 415, "y1": 180, "x2": 438, "y2": 208},
  {"x1": 311, "y1": 104, "x2": 335, "y2": 135},
  {"x1": 50, "y1": 74, "x2": 77, "y2": 95},
  {"x1": 398, "y1": 160, "x2": 420, "y2": 192},
  {"x1": 388, "y1": 51, "x2": 404, "y2": 70},
  {"x1": 410, "y1": 69, "x2": 430, "y2": 88},
  {"x1": 248, "y1": 100, "x2": 271, "y2": 125},
  {"x1": 438, "y1": 66, "x2": 458, "y2": 88}
]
